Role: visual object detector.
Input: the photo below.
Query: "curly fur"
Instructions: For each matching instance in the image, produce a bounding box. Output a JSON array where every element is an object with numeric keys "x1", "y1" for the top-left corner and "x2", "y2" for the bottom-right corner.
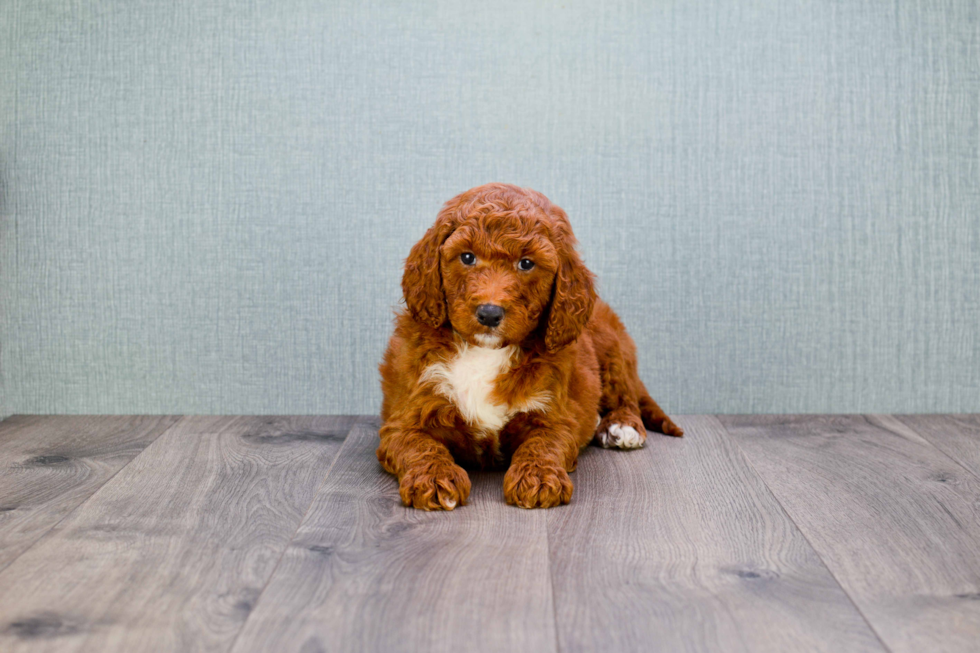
[{"x1": 379, "y1": 183, "x2": 682, "y2": 510}]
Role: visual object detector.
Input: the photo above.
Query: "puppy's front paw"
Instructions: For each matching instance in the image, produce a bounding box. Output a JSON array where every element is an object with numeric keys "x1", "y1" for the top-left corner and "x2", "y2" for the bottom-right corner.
[
  {"x1": 399, "y1": 461, "x2": 471, "y2": 511},
  {"x1": 504, "y1": 461, "x2": 573, "y2": 509}
]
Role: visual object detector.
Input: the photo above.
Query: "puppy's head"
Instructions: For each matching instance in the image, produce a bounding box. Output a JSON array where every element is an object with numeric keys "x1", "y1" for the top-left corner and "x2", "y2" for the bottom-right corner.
[{"x1": 402, "y1": 183, "x2": 595, "y2": 352}]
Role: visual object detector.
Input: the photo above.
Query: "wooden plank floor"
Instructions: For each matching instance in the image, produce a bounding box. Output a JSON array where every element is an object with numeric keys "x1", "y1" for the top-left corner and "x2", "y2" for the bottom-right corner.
[
  {"x1": 719, "y1": 415, "x2": 980, "y2": 653},
  {"x1": 0, "y1": 415, "x2": 179, "y2": 573},
  {"x1": 0, "y1": 415, "x2": 977, "y2": 652},
  {"x1": 547, "y1": 416, "x2": 884, "y2": 653}
]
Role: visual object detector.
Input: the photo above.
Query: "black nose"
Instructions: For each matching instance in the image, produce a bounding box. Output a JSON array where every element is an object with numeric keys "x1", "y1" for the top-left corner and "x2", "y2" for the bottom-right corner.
[{"x1": 476, "y1": 304, "x2": 505, "y2": 328}]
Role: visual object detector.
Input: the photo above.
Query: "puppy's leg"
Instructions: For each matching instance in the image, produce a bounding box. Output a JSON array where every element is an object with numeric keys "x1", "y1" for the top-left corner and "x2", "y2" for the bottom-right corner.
[
  {"x1": 503, "y1": 414, "x2": 578, "y2": 509},
  {"x1": 377, "y1": 423, "x2": 470, "y2": 511},
  {"x1": 595, "y1": 350, "x2": 649, "y2": 449},
  {"x1": 595, "y1": 320, "x2": 684, "y2": 447}
]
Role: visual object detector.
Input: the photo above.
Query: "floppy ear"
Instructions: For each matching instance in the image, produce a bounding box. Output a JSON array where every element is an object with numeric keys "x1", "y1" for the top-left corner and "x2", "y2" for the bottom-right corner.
[
  {"x1": 401, "y1": 204, "x2": 462, "y2": 328},
  {"x1": 544, "y1": 240, "x2": 597, "y2": 353}
]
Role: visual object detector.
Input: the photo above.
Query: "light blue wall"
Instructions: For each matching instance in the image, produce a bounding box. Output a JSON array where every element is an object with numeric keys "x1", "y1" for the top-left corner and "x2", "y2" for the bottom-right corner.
[{"x1": 1, "y1": 0, "x2": 978, "y2": 416}]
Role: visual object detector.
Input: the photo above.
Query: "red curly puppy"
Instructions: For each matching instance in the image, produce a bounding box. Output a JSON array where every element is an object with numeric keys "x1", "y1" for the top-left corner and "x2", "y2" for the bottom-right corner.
[{"x1": 378, "y1": 183, "x2": 682, "y2": 510}]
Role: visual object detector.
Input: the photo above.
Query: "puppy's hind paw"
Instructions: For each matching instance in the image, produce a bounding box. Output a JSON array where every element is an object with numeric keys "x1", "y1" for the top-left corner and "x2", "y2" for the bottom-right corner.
[{"x1": 595, "y1": 423, "x2": 646, "y2": 450}]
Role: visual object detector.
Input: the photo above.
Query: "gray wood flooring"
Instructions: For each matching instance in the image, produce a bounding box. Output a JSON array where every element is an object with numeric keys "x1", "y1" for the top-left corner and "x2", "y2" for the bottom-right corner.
[{"x1": 0, "y1": 414, "x2": 977, "y2": 652}]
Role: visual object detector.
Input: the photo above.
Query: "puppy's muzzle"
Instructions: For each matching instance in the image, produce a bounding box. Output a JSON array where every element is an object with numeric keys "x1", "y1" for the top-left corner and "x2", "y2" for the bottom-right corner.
[{"x1": 476, "y1": 304, "x2": 505, "y2": 328}]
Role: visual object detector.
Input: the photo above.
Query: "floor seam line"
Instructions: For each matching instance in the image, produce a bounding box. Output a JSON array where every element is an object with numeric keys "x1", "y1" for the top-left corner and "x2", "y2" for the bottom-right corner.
[
  {"x1": 884, "y1": 414, "x2": 980, "y2": 483},
  {"x1": 0, "y1": 414, "x2": 183, "y2": 577},
  {"x1": 223, "y1": 416, "x2": 364, "y2": 653},
  {"x1": 545, "y1": 511, "x2": 562, "y2": 653},
  {"x1": 711, "y1": 415, "x2": 896, "y2": 653}
]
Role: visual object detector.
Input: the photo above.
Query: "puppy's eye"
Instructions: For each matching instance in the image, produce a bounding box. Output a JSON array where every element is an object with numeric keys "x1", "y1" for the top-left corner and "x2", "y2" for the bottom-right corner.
[
  {"x1": 518, "y1": 258, "x2": 535, "y2": 271},
  {"x1": 460, "y1": 252, "x2": 476, "y2": 266}
]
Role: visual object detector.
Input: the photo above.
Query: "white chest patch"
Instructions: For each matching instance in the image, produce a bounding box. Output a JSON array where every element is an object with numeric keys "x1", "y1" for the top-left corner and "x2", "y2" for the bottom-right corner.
[{"x1": 421, "y1": 343, "x2": 550, "y2": 435}]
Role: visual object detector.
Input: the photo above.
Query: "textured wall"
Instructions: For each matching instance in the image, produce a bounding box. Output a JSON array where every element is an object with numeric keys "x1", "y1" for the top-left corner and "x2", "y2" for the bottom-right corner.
[{"x1": 1, "y1": 0, "x2": 978, "y2": 416}]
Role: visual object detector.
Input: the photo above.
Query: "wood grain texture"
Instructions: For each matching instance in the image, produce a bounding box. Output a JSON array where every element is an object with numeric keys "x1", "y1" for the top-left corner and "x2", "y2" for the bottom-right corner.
[
  {"x1": 230, "y1": 418, "x2": 557, "y2": 653},
  {"x1": 720, "y1": 414, "x2": 980, "y2": 653},
  {"x1": 894, "y1": 415, "x2": 980, "y2": 479},
  {"x1": 547, "y1": 415, "x2": 885, "y2": 653},
  {"x1": 0, "y1": 415, "x2": 179, "y2": 572},
  {"x1": 0, "y1": 415, "x2": 357, "y2": 653}
]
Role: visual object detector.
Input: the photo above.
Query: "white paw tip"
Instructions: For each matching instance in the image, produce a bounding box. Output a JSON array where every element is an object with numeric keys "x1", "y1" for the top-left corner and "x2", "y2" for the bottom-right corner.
[
  {"x1": 442, "y1": 497, "x2": 457, "y2": 509},
  {"x1": 598, "y1": 423, "x2": 645, "y2": 449}
]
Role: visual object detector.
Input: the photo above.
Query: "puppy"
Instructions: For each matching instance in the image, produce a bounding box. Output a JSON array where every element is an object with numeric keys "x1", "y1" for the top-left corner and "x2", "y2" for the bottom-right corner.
[{"x1": 378, "y1": 183, "x2": 682, "y2": 510}]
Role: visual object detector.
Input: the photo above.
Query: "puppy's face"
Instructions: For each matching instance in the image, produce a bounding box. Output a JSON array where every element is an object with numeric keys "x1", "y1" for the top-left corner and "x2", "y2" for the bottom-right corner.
[
  {"x1": 439, "y1": 216, "x2": 558, "y2": 348},
  {"x1": 402, "y1": 184, "x2": 597, "y2": 353}
]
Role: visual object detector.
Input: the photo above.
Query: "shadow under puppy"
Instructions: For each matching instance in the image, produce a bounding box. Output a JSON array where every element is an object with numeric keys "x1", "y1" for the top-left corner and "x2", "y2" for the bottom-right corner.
[{"x1": 378, "y1": 183, "x2": 682, "y2": 510}]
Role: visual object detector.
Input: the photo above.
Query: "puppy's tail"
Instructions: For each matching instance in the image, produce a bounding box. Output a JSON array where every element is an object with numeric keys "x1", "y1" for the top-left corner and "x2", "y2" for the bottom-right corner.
[{"x1": 639, "y1": 387, "x2": 684, "y2": 437}]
